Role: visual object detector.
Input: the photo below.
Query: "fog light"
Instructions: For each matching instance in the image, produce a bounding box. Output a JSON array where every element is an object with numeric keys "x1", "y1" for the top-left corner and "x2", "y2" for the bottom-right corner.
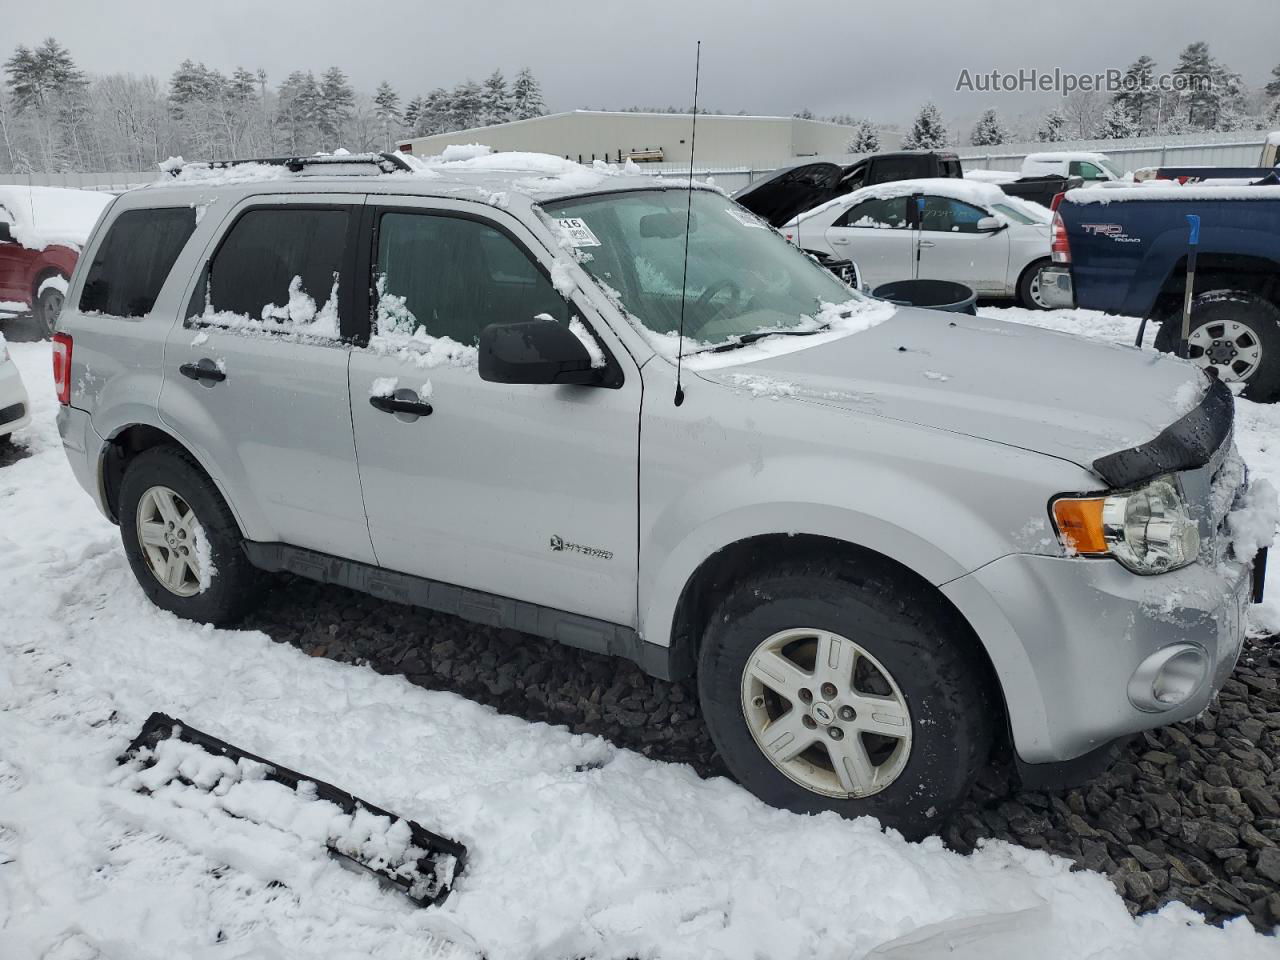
[{"x1": 1127, "y1": 644, "x2": 1208, "y2": 712}]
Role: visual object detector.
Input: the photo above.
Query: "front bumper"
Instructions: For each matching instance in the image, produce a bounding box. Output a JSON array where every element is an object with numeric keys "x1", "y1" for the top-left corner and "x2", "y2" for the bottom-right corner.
[
  {"x1": 1039, "y1": 265, "x2": 1075, "y2": 310},
  {"x1": 0, "y1": 362, "x2": 30, "y2": 437},
  {"x1": 942, "y1": 551, "x2": 1250, "y2": 765}
]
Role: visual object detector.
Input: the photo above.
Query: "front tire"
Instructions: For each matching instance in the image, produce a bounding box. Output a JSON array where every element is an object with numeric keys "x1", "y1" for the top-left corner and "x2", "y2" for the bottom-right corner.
[
  {"x1": 697, "y1": 559, "x2": 995, "y2": 837},
  {"x1": 1154, "y1": 291, "x2": 1280, "y2": 403},
  {"x1": 119, "y1": 446, "x2": 263, "y2": 625}
]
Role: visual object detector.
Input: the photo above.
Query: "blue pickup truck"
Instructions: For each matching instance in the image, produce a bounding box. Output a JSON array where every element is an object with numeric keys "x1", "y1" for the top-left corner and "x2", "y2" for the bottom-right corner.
[{"x1": 1042, "y1": 179, "x2": 1280, "y2": 402}]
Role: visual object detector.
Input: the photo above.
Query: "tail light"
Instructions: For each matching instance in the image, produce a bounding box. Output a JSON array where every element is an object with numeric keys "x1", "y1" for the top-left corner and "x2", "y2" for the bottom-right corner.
[
  {"x1": 52, "y1": 333, "x2": 72, "y2": 405},
  {"x1": 1049, "y1": 192, "x2": 1066, "y2": 213},
  {"x1": 1050, "y1": 212, "x2": 1071, "y2": 264}
]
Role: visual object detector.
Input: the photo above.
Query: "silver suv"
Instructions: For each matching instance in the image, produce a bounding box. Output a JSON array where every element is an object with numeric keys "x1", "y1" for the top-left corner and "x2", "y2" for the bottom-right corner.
[{"x1": 56, "y1": 152, "x2": 1261, "y2": 834}]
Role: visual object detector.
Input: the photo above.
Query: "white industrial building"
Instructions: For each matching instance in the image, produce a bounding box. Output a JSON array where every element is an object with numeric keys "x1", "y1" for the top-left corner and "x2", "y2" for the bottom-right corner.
[{"x1": 398, "y1": 110, "x2": 891, "y2": 170}]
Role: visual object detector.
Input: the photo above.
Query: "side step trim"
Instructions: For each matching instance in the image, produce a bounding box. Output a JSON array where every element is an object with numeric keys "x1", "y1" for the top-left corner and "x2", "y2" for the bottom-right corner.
[
  {"x1": 242, "y1": 540, "x2": 675, "y2": 679},
  {"x1": 118, "y1": 712, "x2": 467, "y2": 907}
]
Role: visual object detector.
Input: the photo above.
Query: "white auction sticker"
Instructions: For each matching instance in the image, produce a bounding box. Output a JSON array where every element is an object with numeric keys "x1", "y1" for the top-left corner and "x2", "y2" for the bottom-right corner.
[{"x1": 556, "y1": 217, "x2": 602, "y2": 247}]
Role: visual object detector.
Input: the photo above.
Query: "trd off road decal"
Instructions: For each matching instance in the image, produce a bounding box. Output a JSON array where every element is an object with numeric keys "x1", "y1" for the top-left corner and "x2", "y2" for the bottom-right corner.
[
  {"x1": 549, "y1": 534, "x2": 613, "y2": 560},
  {"x1": 1081, "y1": 223, "x2": 1141, "y2": 243}
]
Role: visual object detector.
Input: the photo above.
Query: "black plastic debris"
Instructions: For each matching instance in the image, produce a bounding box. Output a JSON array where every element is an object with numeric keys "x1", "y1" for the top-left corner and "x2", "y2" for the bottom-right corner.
[{"x1": 117, "y1": 712, "x2": 467, "y2": 907}]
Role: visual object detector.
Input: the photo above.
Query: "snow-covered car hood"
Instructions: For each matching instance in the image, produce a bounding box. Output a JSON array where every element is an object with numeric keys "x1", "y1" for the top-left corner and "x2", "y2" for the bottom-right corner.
[{"x1": 700, "y1": 308, "x2": 1208, "y2": 477}]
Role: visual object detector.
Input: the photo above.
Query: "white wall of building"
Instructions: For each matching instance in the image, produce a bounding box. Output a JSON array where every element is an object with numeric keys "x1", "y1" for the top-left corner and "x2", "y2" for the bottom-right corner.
[{"x1": 398, "y1": 110, "x2": 870, "y2": 169}]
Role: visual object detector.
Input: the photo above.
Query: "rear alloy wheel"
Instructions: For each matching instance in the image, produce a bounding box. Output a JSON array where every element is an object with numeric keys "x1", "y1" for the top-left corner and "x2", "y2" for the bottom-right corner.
[
  {"x1": 1017, "y1": 260, "x2": 1052, "y2": 310},
  {"x1": 135, "y1": 485, "x2": 209, "y2": 598},
  {"x1": 36, "y1": 283, "x2": 65, "y2": 339},
  {"x1": 1155, "y1": 292, "x2": 1280, "y2": 403}
]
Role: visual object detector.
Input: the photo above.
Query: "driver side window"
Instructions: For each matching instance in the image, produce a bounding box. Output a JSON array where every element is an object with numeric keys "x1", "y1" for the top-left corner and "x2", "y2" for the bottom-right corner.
[
  {"x1": 1069, "y1": 161, "x2": 1104, "y2": 180},
  {"x1": 835, "y1": 197, "x2": 908, "y2": 229},
  {"x1": 374, "y1": 211, "x2": 567, "y2": 345}
]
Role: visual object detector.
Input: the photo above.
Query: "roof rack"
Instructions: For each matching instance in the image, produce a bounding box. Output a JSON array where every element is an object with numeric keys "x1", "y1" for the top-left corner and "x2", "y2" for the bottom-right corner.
[{"x1": 165, "y1": 152, "x2": 413, "y2": 177}]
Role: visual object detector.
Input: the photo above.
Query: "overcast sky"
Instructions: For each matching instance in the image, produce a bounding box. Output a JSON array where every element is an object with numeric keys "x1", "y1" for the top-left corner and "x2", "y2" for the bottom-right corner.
[{"x1": 7, "y1": 0, "x2": 1279, "y2": 128}]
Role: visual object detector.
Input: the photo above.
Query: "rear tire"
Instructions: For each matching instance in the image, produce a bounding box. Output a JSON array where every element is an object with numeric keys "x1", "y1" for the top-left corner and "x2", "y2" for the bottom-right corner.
[
  {"x1": 35, "y1": 281, "x2": 66, "y2": 339},
  {"x1": 1154, "y1": 291, "x2": 1280, "y2": 403},
  {"x1": 696, "y1": 558, "x2": 995, "y2": 838},
  {"x1": 1017, "y1": 259, "x2": 1052, "y2": 310},
  {"x1": 118, "y1": 446, "x2": 263, "y2": 625}
]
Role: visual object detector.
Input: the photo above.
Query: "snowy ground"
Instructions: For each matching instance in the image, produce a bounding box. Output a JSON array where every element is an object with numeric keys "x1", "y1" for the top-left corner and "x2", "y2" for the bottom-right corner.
[{"x1": 2, "y1": 310, "x2": 1279, "y2": 959}]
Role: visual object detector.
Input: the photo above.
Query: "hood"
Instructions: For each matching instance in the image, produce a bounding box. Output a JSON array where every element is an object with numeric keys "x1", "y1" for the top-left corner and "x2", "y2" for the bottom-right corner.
[
  {"x1": 733, "y1": 162, "x2": 854, "y2": 227},
  {"x1": 698, "y1": 308, "x2": 1211, "y2": 478}
]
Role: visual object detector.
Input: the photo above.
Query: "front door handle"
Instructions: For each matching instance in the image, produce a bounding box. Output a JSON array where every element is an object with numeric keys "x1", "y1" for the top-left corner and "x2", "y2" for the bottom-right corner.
[
  {"x1": 831, "y1": 236, "x2": 850, "y2": 245},
  {"x1": 369, "y1": 394, "x2": 433, "y2": 417},
  {"x1": 179, "y1": 360, "x2": 226, "y2": 383},
  {"x1": 918, "y1": 240, "x2": 936, "y2": 248}
]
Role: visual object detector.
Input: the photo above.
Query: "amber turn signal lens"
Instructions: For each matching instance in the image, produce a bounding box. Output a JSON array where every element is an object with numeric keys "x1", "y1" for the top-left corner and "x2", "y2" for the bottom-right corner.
[{"x1": 1051, "y1": 497, "x2": 1108, "y2": 555}]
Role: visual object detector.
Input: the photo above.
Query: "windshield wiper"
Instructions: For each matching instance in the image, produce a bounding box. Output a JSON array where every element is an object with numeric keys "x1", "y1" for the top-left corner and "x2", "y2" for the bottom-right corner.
[{"x1": 702, "y1": 326, "x2": 829, "y2": 354}]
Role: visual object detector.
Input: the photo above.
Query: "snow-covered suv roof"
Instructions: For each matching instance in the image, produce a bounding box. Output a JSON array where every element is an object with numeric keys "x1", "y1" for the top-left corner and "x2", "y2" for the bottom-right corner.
[{"x1": 142, "y1": 149, "x2": 714, "y2": 211}]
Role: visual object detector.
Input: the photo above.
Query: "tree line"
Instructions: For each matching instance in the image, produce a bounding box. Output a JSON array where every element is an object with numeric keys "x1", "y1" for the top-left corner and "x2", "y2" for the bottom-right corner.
[
  {"x1": 0, "y1": 38, "x2": 549, "y2": 173},
  {"x1": 887, "y1": 42, "x2": 1280, "y2": 152}
]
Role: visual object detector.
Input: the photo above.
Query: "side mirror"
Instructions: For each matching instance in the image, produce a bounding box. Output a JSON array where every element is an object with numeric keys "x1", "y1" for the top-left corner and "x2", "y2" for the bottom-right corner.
[
  {"x1": 0, "y1": 221, "x2": 12, "y2": 243},
  {"x1": 478, "y1": 317, "x2": 599, "y2": 386},
  {"x1": 976, "y1": 216, "x2": 1006, "y2": 233}
]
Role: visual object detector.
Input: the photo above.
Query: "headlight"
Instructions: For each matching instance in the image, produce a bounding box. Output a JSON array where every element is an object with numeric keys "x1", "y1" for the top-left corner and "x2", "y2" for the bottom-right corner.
[{"x1": 1051, "y1": 476, "x2": 1200, "y2": 574}]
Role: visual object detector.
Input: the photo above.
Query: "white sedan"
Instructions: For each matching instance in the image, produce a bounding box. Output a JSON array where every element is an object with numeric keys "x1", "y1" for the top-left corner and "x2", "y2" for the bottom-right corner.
[
  {"x1": 0, "y1": 334, "x2": 31, "y2": 447},
  {"x1": 781, "y1": 179, "x2": 1055, "y2": 308}
]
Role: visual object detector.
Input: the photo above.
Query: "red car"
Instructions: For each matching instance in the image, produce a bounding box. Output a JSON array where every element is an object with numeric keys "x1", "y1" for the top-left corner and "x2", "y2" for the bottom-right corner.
[{"x1": 0, "y1": 186, "x2": 113, "y2": 337}]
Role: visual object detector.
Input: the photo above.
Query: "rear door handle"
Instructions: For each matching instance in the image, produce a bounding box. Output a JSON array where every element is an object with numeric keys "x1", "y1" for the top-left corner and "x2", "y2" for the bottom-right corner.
[
  {"x1": 369, "y1": 394, "x2": 433, "y2": 417},
  {"x1": 918, "y1": 240, "x2": 936, "y2": 248},
  {"x1": 831, "y1": 237, "x2": 850, "y2": 245},
  {"x1": 179, "y1": 360, "x2": 226, "y2": 383}
]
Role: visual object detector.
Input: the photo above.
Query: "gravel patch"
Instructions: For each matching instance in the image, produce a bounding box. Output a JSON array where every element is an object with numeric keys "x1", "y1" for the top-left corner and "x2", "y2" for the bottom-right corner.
[{"x1": 243, "y1": 576, "x2": 1280, "y2": 931}]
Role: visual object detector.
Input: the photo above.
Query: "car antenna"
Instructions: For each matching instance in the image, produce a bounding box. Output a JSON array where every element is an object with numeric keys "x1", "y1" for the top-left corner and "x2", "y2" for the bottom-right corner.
[{"x1": 673, "y1": 40, "x2": 701, "y2": 408}]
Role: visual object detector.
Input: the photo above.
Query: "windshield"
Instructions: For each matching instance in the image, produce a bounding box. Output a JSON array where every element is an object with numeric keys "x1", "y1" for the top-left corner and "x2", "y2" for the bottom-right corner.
[
  {"x1": 541, "y1": 189, "x2": 856, "y2": 348},
  {"x1": 1097, "y1": 157, "x2": 1123, "y2": 179}
]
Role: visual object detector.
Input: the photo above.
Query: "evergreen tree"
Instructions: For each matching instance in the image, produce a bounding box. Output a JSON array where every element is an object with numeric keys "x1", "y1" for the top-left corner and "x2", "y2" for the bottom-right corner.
[
  {"x1": 419, "y1": 88, "x2": 451, "y2": 135},
  {"x1": 1111, "y1": 56, "x2": 1160, "y2": 133},
  {"x1": 276, "y1": 70, "x2": 322, "y2": 153},
  {"x1": 900, "y1": 102, "x2": 947, "y2": 150},
  {"x1": 1267, "y1": 63, "x2": 1280, "y2": 99},
  {"x1": 510, "y1": 67, "x2": 545, "y2": 120},
  {"x1": 3, "y1": 38, "x2": 87, "y2": 111},
  {"x1": 317, "y1": 66, "x2": 354, "y2": 143},
  {"x1": 229, "y1": 67, "x2": 257, "y2": 102},
  {"x1": 403, "y1": 95, "x2": 425, "y2": 133},
  {"x1": 373, "y1": 81, "x2": 401, "y2": 149},
  {"x1": 793, "y1": 107, "x2": 815, "y2": 120},
  {"x1": 844, "y1": 118, "x2": 880, "y2": 154},
  {"x1": 481, "y1": 69, "x2": 510, "y2": 125},
  {"x1": 450, "y1": 79, "x2": 483, "y2": 130},
  {"x1": 1095, "y1": 103, "x2": 1139, "y2": 139},
  {"x1": 1035, "y1": 107, "x2": 1067, "y2": 142},
  {"x1": 969, "y1": 108, "x2": 1008, "y2": 146},
  {"x1": 1170, "y1": 41, "x2": 1242, "y2": 131}
]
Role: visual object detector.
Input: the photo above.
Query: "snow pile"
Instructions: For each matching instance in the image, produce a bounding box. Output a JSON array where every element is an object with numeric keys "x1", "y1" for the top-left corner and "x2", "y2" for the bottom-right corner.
[
  {"x1": 1172, "y1": 376, "x2": 1208, "y2": 418},
  {"x1": 438, "y1": 144, "x2": 493, "y2": 162},
  {"x1": 369, "y1": 376, "x2": 399, "y2": 398},
  {"x1": 1227, "y1": 478, "x2": 1280, "y2": 561},
  {"x1": 724, "y1": 372, "x2": 799, "y2": 399},
  {"x1": 199, "y1": 276, "x2": 341, "y2": 340},
  {"x1": 567, "y1": 317, "x2": 606, "y2": 368},
  {"x1": 4, "y1": 337, "x2": 1280, "y2": 958},
  {"x1": 0, "y1": 185, "x2": 113, "y2": 250},
  {"x1": 964, "y1": 169, "x2": 1019, "y2": 185},
  {"x1": 366, "y1": 279, "x2": 478, "y2": 370},
  {"x1": 1067, "y1": 183, "x2": 1280, "y2": 204}
]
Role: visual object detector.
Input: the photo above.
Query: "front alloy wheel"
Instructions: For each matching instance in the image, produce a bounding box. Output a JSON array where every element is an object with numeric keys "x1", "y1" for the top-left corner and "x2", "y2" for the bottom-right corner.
[
  {"x1": 135, "y1": 485, "x2": 208, "y2": 597},
  {"x1": 741, "y1": 627, "x2": 912, "y2": 798}
]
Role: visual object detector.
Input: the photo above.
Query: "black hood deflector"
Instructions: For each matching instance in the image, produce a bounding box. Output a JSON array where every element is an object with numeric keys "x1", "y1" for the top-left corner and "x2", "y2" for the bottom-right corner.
[{"x1": 1092, "y1": 377, "x2": 1233, "y2": 488}]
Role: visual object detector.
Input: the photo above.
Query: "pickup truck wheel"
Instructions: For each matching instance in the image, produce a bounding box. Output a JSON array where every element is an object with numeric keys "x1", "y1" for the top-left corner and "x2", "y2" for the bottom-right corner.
[
  {"x1": 1017, "y1": 260, "x2": 1052, "y2": 310},
  {"x1": 1154, "y1": 292, "x2": 1280, "y2": 403},
  {"x1": 697, "y1": 560, "x2": 995, "y2": 837},
  {"x1": 36, "y1": 285, "x2": 65, "y2": 339},
  {"x1": 119, "y1": 446, "x2": 263, "y2": 625}
]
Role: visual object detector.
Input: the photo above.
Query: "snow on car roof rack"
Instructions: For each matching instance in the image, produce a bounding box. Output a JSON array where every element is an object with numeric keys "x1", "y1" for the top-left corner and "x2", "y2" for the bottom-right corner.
[{"x1": 161, "y1": 151, "x2": 414, "y2": 180}]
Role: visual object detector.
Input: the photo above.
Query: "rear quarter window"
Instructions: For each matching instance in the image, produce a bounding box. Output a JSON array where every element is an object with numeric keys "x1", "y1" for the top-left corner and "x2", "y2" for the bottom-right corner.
[{"x1": 79, "y1": 207, "x2": 197, "y2": 317}]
